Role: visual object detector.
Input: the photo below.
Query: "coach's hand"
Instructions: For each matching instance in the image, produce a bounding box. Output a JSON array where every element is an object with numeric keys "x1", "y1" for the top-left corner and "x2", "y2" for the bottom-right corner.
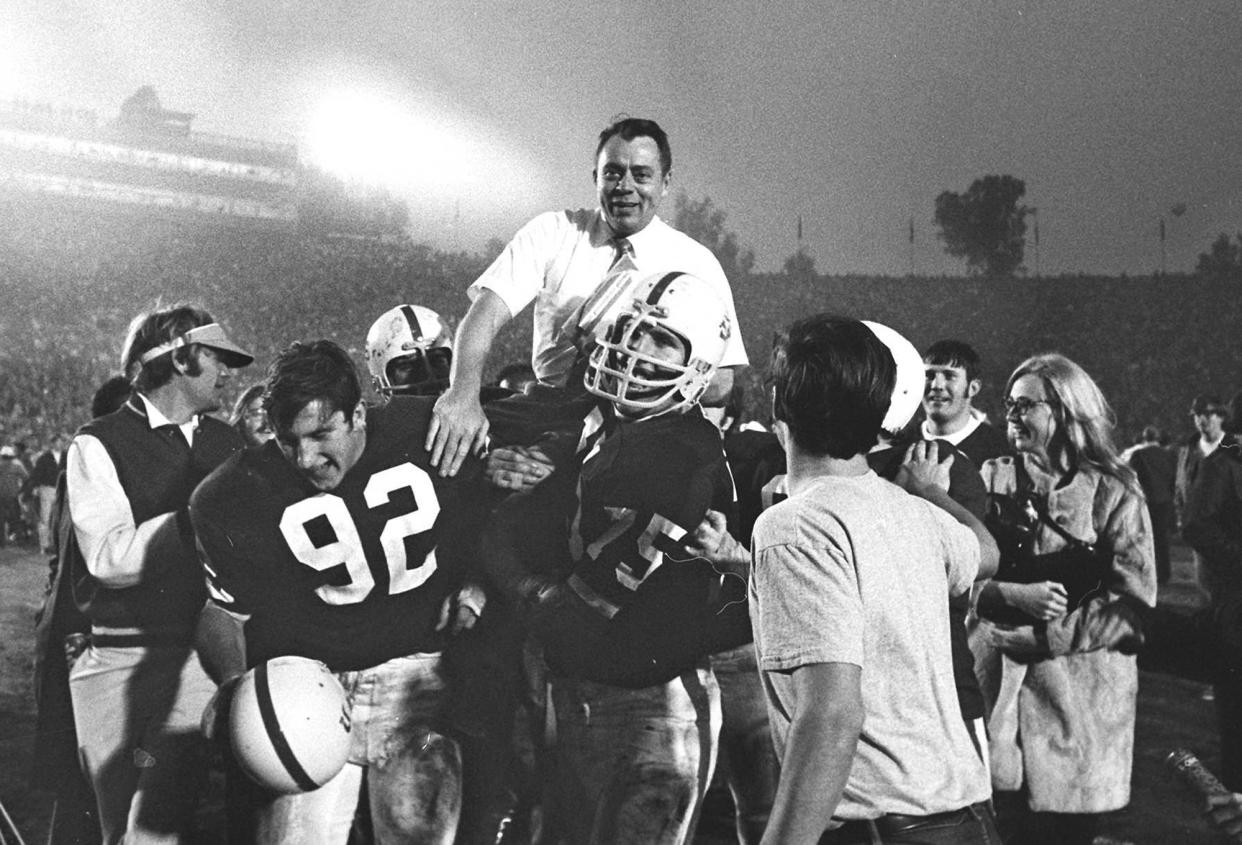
[
  {"x1": 485, "y1": 446, "x2": 554, "y2": 492},
  {"x1": 427, "y1": 385, "x2": 489, "y2": 477}
]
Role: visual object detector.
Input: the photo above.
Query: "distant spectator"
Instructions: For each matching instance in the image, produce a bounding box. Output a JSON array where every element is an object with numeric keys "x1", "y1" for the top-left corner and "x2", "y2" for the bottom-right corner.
[
  {"x1": 90, "y1": 375, "x2": 134, "y2": 420},
  {"x1": 494, "y1": 362, "x2": 536, "y2": 394},
  {"x1": 16, "y1": 437, "x2": 38, "y2": 542},
  {"x1": 26, "y1": 433, "x2": 68, "y2": 554},
  {"x1": 0, "y1": 445, "x2": 29, "y2": 545},
  {"x1": 921, "y1": 339, "x2": 1012, "y2": 469},
  {"x1": 1177, "y1": 394, "x2": 1234, "y2": 601},
  {"x1": 1124, "y1": 425, "x2": 1178, "y2": 584},
  {"x1": 228, "y1": 383, "x2": 273, "y2": 448},
  {"x1": 1182, "y1": 390, "x2": 1242, "y2": 792}
]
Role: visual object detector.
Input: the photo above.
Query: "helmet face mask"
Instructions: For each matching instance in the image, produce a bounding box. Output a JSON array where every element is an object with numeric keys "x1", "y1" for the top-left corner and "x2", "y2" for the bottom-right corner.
[
  {"x1": 366, "y1": 305, "x2": 453, "y2": 396},
  {"x1": 584, "y1": 271, "x2": 730, "y2": 419},
  {"x1": 385, "y1": 347, "x2": 452, "y2": 396}
]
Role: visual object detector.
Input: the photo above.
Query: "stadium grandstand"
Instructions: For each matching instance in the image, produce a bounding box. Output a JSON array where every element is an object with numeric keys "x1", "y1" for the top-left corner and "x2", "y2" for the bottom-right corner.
[
  {"x1": 0, "y1": 86, "x2": 299, "y2": 224},
  {"x1": 0, "y1": 88, "x2": 481, "y2": 450}
]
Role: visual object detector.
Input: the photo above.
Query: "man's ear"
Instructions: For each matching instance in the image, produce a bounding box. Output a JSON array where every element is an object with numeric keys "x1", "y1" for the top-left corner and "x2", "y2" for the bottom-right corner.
[
  {"x1": 967, "y1": 379, "x2": 981, "y2": 401},
  {"x1": 660, "y1": 168, "x2": 671, "y2": 198},
  {"x1": 772, "y1": 419, "x2": 789, "y2": 453},
  {"x1": 352, "y1": 402, "x2": 367, "y2": 430}
]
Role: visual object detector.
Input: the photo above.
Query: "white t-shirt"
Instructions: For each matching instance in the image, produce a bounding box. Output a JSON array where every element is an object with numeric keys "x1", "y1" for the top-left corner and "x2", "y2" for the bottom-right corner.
[
  {"x1": 749, "y1": 471, "x2": 989, "y2": 819},
  {"x1": 470, "y1": 208, "x2": 748, "y2": 383}
]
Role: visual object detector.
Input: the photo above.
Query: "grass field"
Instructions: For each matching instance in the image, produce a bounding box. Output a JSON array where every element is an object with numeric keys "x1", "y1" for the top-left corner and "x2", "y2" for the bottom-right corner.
[{"x1": 0, "y1": 542, "x2": 1230, "y2": 844}]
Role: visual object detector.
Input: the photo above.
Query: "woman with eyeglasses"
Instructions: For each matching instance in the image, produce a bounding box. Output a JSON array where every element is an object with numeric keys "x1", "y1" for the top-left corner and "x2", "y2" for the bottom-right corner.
[{"x1": 970, "y1": 353, "x2": 1157, "y2": 845}]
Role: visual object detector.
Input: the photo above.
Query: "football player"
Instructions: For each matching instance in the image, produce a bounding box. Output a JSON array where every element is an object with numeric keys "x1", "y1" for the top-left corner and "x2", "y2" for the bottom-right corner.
[
  {"x1": 366, "y1": 304, "x2": 534, "y2": 844},
  {"x1": 365, "y1": 304, "x2": 454, "y2": 397},
  {"x1": 191, "y1": 340, "x2": 487, "y2": 844},
  {"x1": 483, "y1": 270, "x2": 739, "y2": 845}
]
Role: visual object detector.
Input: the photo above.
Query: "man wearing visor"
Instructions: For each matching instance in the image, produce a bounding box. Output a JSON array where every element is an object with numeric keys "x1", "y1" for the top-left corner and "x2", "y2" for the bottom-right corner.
[{"x1": 65, "y1": 304, "x2": 252, "y2": 843}]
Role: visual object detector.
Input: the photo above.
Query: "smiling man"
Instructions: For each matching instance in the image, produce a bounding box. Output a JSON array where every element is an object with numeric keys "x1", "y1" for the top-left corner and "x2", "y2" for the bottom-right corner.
[
  {"x1": 426, "y1": 116, "x2": 748, "y2": 477},
  {"x1": 65, "y1": 304, "x2": 253, "y2": 843},
  {"x1": 921, "y1": 339, "x2": 1011, "y2": 470},
  {"x1": 191, "y1": 340, "x2": 489, "y2": 844}
]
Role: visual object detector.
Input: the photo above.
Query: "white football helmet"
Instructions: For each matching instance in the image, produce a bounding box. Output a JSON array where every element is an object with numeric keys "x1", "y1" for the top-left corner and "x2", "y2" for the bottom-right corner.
[
  {"x1": 365, "y1": 305, "x2": 453, "y2": 395},
  {"x1": 229, "y1": 656, "x2": 351, "y2": 794},
  {"x1": 584, "y1": 271, "x2": 731, "y2": 417},
  {"x1": 862, "y1": 320, "x2": 924, "y2": 435}
]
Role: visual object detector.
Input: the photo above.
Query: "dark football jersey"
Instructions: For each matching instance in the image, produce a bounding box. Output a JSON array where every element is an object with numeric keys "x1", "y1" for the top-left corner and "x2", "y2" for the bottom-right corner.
[
  {"x1": 190, "y1": 396, "x2": 487, "y2": 671},
  {"x1": 541, "y1": 405, "x2": 739, "y2": 686}
]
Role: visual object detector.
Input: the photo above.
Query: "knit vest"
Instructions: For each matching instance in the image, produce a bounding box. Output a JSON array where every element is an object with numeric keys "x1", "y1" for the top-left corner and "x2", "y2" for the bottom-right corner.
[{"x1": 72, "y1": 397, "x2": 243, "y2": 637}]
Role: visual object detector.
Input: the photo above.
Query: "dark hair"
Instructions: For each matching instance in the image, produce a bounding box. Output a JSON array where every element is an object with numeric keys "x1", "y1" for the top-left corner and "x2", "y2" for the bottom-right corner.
[
  {"x1": 121, "y1": 304, "x2": 214, "y2": 393},
  {"x1": 1191, "y1": 394, "x2": 1228, "y2": 417},
  {"x1": 264, "y1": 341, "x2": 362, "y2": 435},
  {"x1": 923, "y1": 339, "x2": 981, "y2": 384},
  {"x1": 771, "y1": 314, "x2": 895, "y2": 459},
  {"x1": 596, "y1": 117, "x2": 672, "y2": 175},
  {"x1": 230, "y1": 383, "x2": 268, "y2": 427},
  {"x1": 91, "y1": 375, "x2": 134, "y2": 418}
]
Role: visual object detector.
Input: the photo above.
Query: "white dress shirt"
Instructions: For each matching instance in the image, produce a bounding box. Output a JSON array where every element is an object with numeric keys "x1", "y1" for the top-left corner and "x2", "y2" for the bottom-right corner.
[{"x1": 470, "y1": 208, "x2": 748, "y2": 383}]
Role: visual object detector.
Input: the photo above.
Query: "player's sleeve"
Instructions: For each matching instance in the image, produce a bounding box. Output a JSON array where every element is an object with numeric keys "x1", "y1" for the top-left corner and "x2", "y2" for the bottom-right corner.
[
  {"x1": 468, "y1": 211, "x2": 562, "y2": 320},
  {"x1": 430, "y1": 459, "x2": 493, "y2": 586},
  {"x1": 66, "y1": 434, "x2": 182, "y2": 588},
  {"x1": 189, "y1": 485, "x2": 259, "y2": 616}
]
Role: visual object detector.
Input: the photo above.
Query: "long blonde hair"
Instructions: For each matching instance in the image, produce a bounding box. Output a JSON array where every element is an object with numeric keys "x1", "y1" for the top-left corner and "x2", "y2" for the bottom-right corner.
[{"x1": 1006, "y1": 353, "x2": 1138, "y2": 491}]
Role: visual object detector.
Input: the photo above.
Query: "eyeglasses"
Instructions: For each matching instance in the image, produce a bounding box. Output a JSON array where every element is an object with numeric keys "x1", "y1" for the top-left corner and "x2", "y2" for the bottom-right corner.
[{"x1": 1004, "y1": 397, "x2": 1053, "y2": 417}]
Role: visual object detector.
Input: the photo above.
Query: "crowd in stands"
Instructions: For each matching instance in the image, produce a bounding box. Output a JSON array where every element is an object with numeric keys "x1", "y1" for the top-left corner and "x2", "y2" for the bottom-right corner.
[{"x1": 5, "y1": 197, "x2": 1239, "y2": 456}]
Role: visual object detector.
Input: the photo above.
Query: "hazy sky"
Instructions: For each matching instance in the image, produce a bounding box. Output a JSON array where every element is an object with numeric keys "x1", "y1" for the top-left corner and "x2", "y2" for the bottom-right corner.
[{"x1": 4, "y1": 1, "x2": 1240, "y2": 275}]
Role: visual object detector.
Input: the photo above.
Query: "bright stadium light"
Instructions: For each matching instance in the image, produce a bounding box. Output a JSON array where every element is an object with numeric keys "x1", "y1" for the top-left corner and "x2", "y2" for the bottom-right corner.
[
  {"x1": 0, "y1": 34, "x2": 26, "y2": 97},
  {"x1": 305, "y1": 90, "x2": 474, "y2": 191}
]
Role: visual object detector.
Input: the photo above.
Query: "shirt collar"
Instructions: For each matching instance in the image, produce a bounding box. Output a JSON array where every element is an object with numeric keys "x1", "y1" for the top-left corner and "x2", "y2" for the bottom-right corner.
[
  {"x1": 593, "y1": 209, "x2": 666, "y2": 257},
  {"x1": 136, "y1": 393, "x2": 199, "y2": 441}
]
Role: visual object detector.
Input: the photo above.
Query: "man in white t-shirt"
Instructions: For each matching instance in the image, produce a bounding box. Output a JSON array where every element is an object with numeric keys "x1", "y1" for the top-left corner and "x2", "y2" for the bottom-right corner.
[
  {"x1": 426, "y1": 116, "x2": 748, "y2": 476},
  {"x1": 921, "y1": 339, "x2": 1011, "y2": 470},
  {"x1": 749, "y1": 315, "x2": 999, "y2": 844}
]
